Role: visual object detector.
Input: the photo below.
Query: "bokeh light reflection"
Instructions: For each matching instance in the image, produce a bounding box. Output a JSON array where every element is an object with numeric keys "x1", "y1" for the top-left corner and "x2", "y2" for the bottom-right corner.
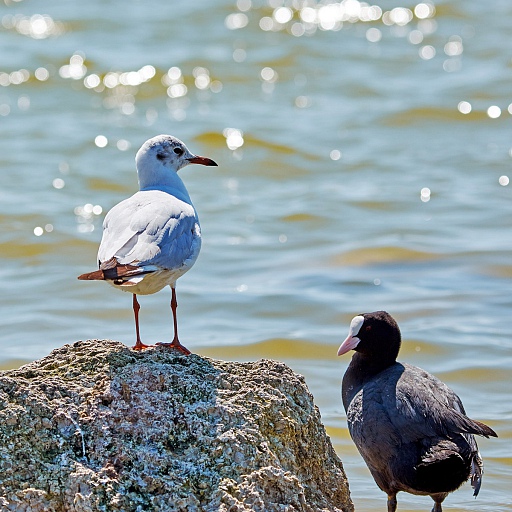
[
  {"x1": 74, "y1": 204, "x2": 103, "y2": 233},
  {"x1": 457, "y1": 101, "x2": 471, "y2": 114},
  {"x1": 1, "y1": 13, "x2": 64, "y2": 39},
  {"x1": 59, "y1": 54, "x2": 87, "y2": 80},
  {"x1": 444, "y1": 36, "x2": 463, "y2": 57},
  {"x1": 52, "y1": 178, "x2": 65, "y2": 190},
  {"x1": 223, "y1": 128, "x2": 244, "y2": 151},
  {"x1": 94, "y1": 135, "x2": 108, "y2": 148},
  {"x1": 225, "y1": 13, "x2": 249, "y2": 30},
  {"x1": 414, "y1": 2, "x2": 435, "y2": 19},
  {"x1": 34, "y1": 67, "x2": 49, "y2": 81},
  {"x1": 366, "y1": 27, "x2": 382, "y2": 43},
  {"x1": 330, "y1": 149, "x2": 342, "y2": 160},
  {"x1": 487, "y1": 106, "x2": 501, "y2": 119},
  {"x1": 408, "y1": 30, "x2": 423, "y2": 45},
  {"x1": 419, "y1": 45, "x2": 436, "y2": 60},
  {"x1": 273, "y1": 7, "x2": 293, "y2": 25}
]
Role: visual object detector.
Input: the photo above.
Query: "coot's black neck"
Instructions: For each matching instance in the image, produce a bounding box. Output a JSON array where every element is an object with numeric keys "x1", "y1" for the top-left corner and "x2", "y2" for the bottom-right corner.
[{"x1": 342, "y1": 352, "x2": 396, "y2": 410}]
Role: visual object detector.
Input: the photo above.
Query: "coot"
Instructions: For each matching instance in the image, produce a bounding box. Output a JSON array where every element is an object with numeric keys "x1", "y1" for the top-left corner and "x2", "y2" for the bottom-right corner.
[{"x1": 338, "y1": 311, "x2": 497, "y2": 512}]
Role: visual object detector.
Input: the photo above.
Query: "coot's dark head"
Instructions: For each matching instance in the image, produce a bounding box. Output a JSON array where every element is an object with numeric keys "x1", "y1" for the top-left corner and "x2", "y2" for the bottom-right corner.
[{"x1": 337, "y1": 311, "x2": 401, "y2": 364}]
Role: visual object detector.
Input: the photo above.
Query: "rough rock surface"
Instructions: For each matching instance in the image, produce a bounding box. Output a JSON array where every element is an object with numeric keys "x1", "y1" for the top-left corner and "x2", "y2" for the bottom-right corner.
[{"x1": 0, "y1": 340, "x2": 353, "y2": 512}]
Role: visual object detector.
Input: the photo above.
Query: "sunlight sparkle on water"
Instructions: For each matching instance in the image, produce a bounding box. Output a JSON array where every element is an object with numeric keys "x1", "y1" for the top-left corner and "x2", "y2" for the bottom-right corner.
[
  {"x1": 487, "y1": 106, "x2": 501, "y2": 119},
  {"x1": 295, "y1": 96, "x2": 310, "y2": 108},
  {"x1": 18, "y1": 96, "x2": 30, "y2": 110},
  {"x1": 366, "y1": 27, "x2": 382, "y2": 43},
  {"x1": 408, "y1": 30, "x2": 423, "y2": 44},
  {"x1": 442, "y1": 59, "x2": 461, "y2": 73},
  {"x1": 274, "y1": 7, "x2": 293, "y2": 25},
  {"x1": 59, "y1": 54, "x2": 86, "y2": 80},
  {"x1": 165, "y1": 67, "x2": 182, "y2": 83},
  {"x1": 6, "y1": 69, "x2": 30, "y2": 85},
  {"x1": 419, "y1": 45, "x2": 435, "y2": 60},
  {"x1": 52, "y1": 178, "x2": 65, "y2": 190},
  {"x1": 167, "y1": 84, "x2": 187, "y2": 99},
  {"x1": 34, "y1": 67, "x2": 49, "y2": 81},
  {"x1": 457, "y1": 101, "x2": 471, "y2": 114},
  {"x1": 330, "y1": 150, "x2": 342, "y2": 160},
  {"x1": 261, "y1": 67, "x2": 278, "y2": 82},
  {"x1": 116, "y1": 139, "x2": 130, "y2": 151},
  {"x1": 233, "y1": 48, "x2": 247, "y2": 62},
  {"x1": 193, "y1": 67, "x2": 210, "y2": 90},
  {"x1": 237, "y1": 0, "x2": 252, "y2": 12},
  {"x1": 444, "y1": 36, "x2": 463, "y2": 56},
  {"x1": 420, "y1": 187, "x2": 431, "y2": 202},
  {"x1": 74, "y1": 204, "x2": 103, "y2": 233},
  {"x1": 1, "y1": 13, "x2": 63, "y2": 39},
  {"x1": 248, "y1": 1, "x2": 435, "y2": 34},
  {"x1": 223, "y1": 128, "x2": 244, "y2": 150},
  {"x1": 499, "y1": 176, "x2": 509, "y2": 186},
  {"x1": 385, "y1": 7, "x2": 413, "y2": 26},
  {"x1": 84, "y1": 74, "x2": 101, "y2": 89},
  {"x1": 225, "y1": 13, "x2": 249, "y2": 30},
  {"x1": 94, "y1": 135, "x2": 108, "y2": 148},
  {"x1": 414, "y1": 3, "x2": 435, "y2": 19}
]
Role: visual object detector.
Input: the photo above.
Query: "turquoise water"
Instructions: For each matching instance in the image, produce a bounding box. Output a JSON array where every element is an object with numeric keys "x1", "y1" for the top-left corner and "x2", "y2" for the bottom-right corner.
[{"x1": 1, "y1": 0, "x2": 511, "y2": 509}]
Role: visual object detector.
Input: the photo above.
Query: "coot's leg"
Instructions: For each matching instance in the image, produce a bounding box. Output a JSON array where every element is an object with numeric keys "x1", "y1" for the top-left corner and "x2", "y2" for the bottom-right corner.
[
  {"x1": 387, "y1": 494, "x2": 397, "y2": 512},
  {"x1": 431, "y1": 493, "x2": 446, "y2": 512},
  {"x1": 432, "y1": 500, "x2": 443, "y2": 512}
]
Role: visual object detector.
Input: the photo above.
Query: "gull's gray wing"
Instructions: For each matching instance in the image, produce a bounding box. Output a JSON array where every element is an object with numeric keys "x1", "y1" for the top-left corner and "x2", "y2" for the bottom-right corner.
[{"x1": 98, "y1": 189, "x2": 200, "y2": 271}]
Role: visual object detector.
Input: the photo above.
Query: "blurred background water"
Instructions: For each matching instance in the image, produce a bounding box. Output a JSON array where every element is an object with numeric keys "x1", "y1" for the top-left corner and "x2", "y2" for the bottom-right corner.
[{"x1": 1, "y1": 0, "x2": 511, "y2": 509}]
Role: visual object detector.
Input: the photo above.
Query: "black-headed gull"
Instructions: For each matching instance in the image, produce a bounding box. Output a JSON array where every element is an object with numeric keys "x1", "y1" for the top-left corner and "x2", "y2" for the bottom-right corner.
[
  {"x1": 78, "y1": 134, "x2": 217, "y2": 354},
  {"x1": 338, "y1": 311, "x2": 497, "y2": 512}
]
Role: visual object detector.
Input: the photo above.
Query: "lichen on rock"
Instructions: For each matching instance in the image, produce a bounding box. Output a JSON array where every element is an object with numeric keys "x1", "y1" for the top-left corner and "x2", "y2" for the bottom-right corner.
[{"x1": 0, "y1": 340, "x2": 353, "y2": 512}]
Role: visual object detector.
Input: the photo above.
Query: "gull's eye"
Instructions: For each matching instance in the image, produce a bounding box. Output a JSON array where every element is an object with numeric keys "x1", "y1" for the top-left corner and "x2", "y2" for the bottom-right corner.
[{"x1": 173, "y1": 147, "x2": 184, "y2": 156}]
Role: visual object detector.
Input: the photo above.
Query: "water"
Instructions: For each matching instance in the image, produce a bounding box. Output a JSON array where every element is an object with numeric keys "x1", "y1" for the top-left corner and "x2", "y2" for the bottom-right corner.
[{"x1": 1, "y1": 0, "x2": 511, "y2": 509}]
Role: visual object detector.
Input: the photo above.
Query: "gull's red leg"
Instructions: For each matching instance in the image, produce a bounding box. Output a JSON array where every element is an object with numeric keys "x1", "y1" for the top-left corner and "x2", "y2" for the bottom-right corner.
[
  {"x1": 156, "y1": 286, "x2": 191, "y2": 355},
  {"x1": 131, "y1": 294, "x2": 152, "y2": 351}
]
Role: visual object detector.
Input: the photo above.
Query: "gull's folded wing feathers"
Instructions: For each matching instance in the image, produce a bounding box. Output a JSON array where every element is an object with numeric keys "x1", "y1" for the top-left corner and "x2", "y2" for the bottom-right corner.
[{"x1": 97, "y1": 190, "x2": 200, "y2": 271}]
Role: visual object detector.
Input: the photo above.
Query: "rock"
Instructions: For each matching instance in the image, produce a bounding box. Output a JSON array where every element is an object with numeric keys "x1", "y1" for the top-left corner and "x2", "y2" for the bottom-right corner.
[{"x1": 0, "y1": 340, "x2": 353, "y2": 512}]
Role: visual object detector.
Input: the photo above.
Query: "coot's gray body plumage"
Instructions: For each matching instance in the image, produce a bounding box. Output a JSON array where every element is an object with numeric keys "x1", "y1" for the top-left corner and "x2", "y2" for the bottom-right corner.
[{"x1": 338, "y1": 311, "x2": 497, "y2": 512}]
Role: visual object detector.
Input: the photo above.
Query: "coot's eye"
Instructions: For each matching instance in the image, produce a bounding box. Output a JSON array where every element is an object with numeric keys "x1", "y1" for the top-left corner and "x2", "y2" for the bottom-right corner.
[
  {"x1": 366, "y1": 326, "x2": 372, "y2": 332},
  {"x1": 174, "y1": 147, "x2": 183, "y2": 156}
]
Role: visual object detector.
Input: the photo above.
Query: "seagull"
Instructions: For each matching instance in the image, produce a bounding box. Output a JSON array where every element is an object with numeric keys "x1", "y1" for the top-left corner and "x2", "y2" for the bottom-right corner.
[
  {"x1": 78, "y1": 134, "x2": 217, "y2": 354},
  {"x1": 338, "y1": 311, "x2": 497, "y2": 512}
]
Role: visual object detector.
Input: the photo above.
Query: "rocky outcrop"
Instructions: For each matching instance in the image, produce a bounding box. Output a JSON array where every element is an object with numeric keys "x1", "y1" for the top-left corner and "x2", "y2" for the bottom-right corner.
[{"x1": 0, "y1": 340, "x2": 353, "y2": 512}]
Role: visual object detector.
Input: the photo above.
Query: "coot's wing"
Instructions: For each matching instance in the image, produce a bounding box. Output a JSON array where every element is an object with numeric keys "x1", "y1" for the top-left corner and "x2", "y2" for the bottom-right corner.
[{"x1": 384, "y1": 363, "x2": 495, "y2": 441}]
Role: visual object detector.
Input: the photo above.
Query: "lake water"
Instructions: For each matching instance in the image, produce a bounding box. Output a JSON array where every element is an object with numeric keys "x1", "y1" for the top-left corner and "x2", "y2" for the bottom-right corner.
[{"x1": 1, "y1": 0, "x2": 511, "y2": 510}]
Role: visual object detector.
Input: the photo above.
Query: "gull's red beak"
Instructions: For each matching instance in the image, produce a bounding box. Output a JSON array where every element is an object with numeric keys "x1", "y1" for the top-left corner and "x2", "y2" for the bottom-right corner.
[{"x1": 187, "y1": 156, "x2": 218, "y2": 166}]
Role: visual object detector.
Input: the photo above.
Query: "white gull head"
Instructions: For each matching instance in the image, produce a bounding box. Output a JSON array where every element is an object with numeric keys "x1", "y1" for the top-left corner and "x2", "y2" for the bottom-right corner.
[{"x1": 135, "y1": 134, "x2": 217, "y2": 193}]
